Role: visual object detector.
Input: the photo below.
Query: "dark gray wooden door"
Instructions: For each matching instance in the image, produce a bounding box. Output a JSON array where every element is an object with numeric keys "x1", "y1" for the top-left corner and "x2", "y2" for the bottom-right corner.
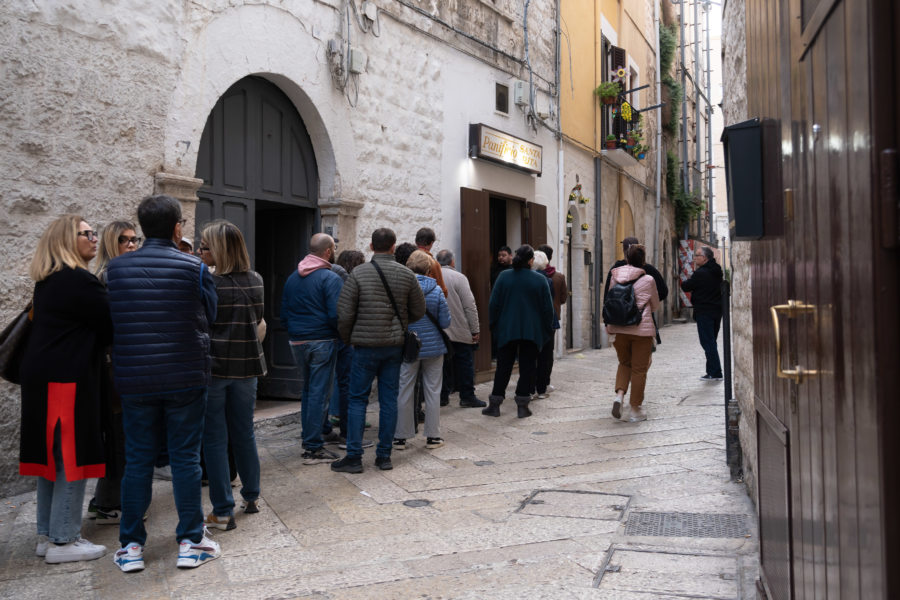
[{"x1": 195, "y1": 75, "x2": 319, "y2": 399}]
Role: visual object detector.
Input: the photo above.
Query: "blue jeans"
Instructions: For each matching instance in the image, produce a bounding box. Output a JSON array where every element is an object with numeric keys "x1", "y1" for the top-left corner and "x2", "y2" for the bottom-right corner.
[
  {"x1": 695, "y1": 312, "x2": 723, "y2": 378},
  {"x1": 290, "y1": 340, "x2": 338, "y2": 451},
  {"x1": 329, "y1": 342, "x2": 353, "y2": 437},
  {"x1": 204, "y1": 377, "x2": 260, "y2": 517},
  {"x1": 36, "y1": 425, "x2": 86, "y2": 543},
  {"x1": 346, "y1": 346, "x2": 402, "y2": 458},
  {"x1": 120, "y1": 387, "x2": 207, "y2": 546}
]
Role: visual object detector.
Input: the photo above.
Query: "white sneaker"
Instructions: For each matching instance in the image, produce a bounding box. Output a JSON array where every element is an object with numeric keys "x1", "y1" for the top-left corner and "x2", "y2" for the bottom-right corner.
[
  {"x1": 546, "y1": 385, "x2": 556, "y2": 394},
  {"x1": 114, "y1": 543, "x2": 145, "y2": 573},
  {"x1": 35, "y1": 535, "x2": 49, "y2": 557},
  {"x1": 176, "y1": 533, "x2": 221, "y2": 568},
  {"x1": 44, "y1": 538, "x2": 107, "y2": 563},
  {"x1": 536, "y1": 392, "x2": 550, "y2": 399},
  {"x1": 627, "y1": 407, "x2": 648, "y2": 422}
]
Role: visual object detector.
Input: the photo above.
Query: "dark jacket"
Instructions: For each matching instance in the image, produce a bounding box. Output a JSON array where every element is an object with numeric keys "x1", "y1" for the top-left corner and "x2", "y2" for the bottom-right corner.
[
  {"x1": 19, "y1": 266, "x2": 112, "y2": 480},
  {"x1": 337, "y1": 253, "x2": 425, "y2": 347},
  {"x1": 408, "y1": 275, "x2": 451, "y2": 358},
  {"x1": 680, "y1": 258, "x2": 724, "y2": 316},
  {"x1": 281, "y1": 263, "x2": 343, "y2": 341},
  {"x1": 106, "y1": 238, "x2": 217, "y2": 395},
  {"x1": 211, "y1": 270, "x2": 266, "y2": 378},
  {"x1": 489, "y1": 267, "x2": 555, "y2": 349},
  {"x1": 604, "y1": 259, "x2": 668, "y2": 302}
]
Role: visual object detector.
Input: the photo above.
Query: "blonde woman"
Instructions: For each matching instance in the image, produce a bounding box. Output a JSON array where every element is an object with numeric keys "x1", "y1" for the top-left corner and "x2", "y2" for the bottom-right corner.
[
  {"x1": 197, "y1": 220, "x2": 265, "y2": 530},
  {"x1": 94, "y1": 221, "x2": 141, "y2": 281},
  {"x1": 86, "y1": 220, "x2": 140, "y2": 525},
  {"x1": 19, "y1": 215, "x2": 112, "y2": 563}
]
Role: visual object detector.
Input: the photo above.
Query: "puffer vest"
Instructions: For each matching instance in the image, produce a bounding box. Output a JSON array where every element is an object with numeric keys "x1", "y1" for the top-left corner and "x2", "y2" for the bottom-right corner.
[{"x1": 106, "y1": 238, "x2": 213, "y2": 395}]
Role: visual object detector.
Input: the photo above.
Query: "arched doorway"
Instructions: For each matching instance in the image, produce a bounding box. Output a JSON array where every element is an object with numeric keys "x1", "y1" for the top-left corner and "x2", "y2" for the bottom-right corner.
[{"x1": 194, "y1": 76, "x2": 318, "y2": 399}]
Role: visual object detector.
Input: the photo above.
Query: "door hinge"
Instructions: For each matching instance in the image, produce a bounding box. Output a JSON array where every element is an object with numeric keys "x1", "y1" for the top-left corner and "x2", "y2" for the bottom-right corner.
[{"x1": 881, "y1": 149, "x2": 899, "y2": 248}]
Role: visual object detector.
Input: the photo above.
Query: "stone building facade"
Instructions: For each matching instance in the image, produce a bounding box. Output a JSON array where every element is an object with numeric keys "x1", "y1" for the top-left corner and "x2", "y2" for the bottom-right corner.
[
  {"x1": 0, "y1": 0, "x2": 560, "y2": 493},
  {"x1": 720, "y1": 0, "x2": 755, "y2": 503}
]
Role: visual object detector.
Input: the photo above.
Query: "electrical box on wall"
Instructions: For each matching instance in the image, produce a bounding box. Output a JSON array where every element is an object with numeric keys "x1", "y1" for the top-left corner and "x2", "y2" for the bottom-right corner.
[
  {"x1": 513, "y1": 80, "x2": 528, "y2": 106},
  {"x1": 721, "y1": 117, "x2": 782, "y2": 240},
  {"x1": 349, "y1": 47, "x2": 367, "y2": 73}
]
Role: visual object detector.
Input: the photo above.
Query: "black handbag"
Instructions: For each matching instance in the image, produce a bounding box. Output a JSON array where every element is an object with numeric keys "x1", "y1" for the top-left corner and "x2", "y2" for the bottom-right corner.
[
  {"x1": 0, "y1": 301, "x2": 34, "y2": 384},
  {"x1": 371, "y1": 260, "x2": 420, "y2": 362}
]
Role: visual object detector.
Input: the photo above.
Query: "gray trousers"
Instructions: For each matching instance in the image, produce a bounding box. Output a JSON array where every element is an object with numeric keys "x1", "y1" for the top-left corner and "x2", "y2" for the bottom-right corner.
[{"x1": 396, "y1": 355, "x2": 443, "y2": 439}]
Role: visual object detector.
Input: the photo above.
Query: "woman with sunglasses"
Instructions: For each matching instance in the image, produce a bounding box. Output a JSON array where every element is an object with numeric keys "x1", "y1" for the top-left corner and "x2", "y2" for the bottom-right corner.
[
  {"x1": 197, "y1": 220, "x2": 265, "y2": 530},
  {"x1": 19, "y1": 215, "x2": 112, "y2": 563},
  {"x1": 84, "y1": 221, "x2": 140, "y2": 525}
]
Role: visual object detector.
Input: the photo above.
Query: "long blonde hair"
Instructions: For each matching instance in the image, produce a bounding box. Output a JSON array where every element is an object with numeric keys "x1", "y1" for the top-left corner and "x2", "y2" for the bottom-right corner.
[
  {"x1": 201, "y1": 220, "x2": 250, "y2": 275},
  {"x1": 29, "y1": 214, "x2": 90, "y2": 281},
  {"x1": 95, "y1": 220, "x2": 137, "y2": 276}
]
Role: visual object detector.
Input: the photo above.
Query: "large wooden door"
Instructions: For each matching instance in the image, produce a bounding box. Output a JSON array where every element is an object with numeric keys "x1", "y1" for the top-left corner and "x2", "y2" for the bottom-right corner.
[
  {"x1": 460, "y1": 188, "x2": 492, "y2": 373},
  {"x1": 195, "y1": 75, "x2": 319, "y2": 399},
  {"x1": 748, "y1": 0, "x2": 898, "y2": 598}
]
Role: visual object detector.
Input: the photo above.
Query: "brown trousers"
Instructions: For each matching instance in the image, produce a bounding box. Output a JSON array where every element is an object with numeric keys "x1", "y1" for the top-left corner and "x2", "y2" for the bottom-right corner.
[{"x1": 612, "y1": 333, "x2": 654, "y2": 407}]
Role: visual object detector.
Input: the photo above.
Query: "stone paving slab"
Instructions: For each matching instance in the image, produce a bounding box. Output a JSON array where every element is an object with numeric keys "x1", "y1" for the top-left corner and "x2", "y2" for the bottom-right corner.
[{"x1": 0, "y1": 323, "x2": 759, "y2": 599}]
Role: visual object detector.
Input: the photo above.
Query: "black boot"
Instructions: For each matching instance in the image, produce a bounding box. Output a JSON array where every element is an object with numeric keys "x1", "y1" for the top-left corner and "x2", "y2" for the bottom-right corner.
[
  {"x1": 514, "y1": 395, "x2": 532, "y2": 419},
  {"x1": 482, "y1": 395, "x2": 503, "y2": 417}
]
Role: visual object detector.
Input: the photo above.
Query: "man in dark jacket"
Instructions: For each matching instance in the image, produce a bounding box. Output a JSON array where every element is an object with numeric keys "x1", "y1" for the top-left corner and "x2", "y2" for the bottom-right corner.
[
  {"x1": 106, "y1": 195, "x2": 220, "y2": 572},
  {"x1": 331, "y1": 228, "x2": 425, "y2": 473},
  {"x1": 680, "y1": 246, "x2": 724, "y2": 380},
  {"x1": 603, "y1": 237, "x2": 668, "y2": 302},
  {"x1": 281, "y1": 233, "x2": 343, "y2": 465}
]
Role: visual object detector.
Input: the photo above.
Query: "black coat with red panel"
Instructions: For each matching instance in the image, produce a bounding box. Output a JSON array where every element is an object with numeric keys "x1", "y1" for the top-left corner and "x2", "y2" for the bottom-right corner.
[{"x1": 19, "y1": 266, "x2": 112, "y2": 481}]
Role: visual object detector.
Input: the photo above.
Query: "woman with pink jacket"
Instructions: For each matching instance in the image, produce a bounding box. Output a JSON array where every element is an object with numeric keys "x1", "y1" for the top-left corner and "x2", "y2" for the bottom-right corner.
[{"x1": 606, "y1": 244, "x2": 660, "y2": 422}]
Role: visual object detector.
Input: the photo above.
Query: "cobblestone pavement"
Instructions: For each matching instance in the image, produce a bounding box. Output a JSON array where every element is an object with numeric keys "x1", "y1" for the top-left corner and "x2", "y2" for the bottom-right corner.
[{"x1": 0, "y1": 322, "x2": 758, "y2": 599}]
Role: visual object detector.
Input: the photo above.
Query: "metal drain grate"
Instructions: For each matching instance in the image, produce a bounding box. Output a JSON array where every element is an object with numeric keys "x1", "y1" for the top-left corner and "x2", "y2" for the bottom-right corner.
[{"x1": 625, "y1": 512, "x2": 749, "y2": 538}]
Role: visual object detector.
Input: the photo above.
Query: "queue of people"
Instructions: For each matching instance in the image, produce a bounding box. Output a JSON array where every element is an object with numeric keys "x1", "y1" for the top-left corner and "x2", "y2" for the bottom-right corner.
[{"x1": 16, "y1": 201, "x2": 722, "y2": 575}]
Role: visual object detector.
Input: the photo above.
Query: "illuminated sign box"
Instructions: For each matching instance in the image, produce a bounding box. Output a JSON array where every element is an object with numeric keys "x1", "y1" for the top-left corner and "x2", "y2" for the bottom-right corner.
[{"x1": 469, "y1": 123, "x2": 542, "y2": 176}]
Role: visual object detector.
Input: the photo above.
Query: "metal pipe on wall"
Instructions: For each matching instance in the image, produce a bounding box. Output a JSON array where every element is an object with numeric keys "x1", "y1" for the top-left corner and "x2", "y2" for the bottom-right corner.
[
  {"x1": 705, "y1": 2, "x2": 715, "y2": 243},
  {"x1": 694, "y1": 0, "x2": 702, "y2": 236},
  {"x1": 680, "y1": 0, "x2": 689, "y2": 208},
  {"x1": 653, "y1": 0, "x2": 662, "y2": 268}
]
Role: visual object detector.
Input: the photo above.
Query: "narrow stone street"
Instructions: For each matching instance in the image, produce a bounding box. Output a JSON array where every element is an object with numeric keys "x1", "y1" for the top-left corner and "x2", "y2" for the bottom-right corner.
[{"x1": 0, "y1": 322, "x2": 758, "y2": 599}]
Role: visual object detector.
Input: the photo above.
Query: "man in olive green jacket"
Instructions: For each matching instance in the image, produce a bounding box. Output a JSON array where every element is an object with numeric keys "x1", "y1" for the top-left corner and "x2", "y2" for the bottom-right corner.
[{"x1": 331, "y1": 228, "x2": 425, "y2": 473}]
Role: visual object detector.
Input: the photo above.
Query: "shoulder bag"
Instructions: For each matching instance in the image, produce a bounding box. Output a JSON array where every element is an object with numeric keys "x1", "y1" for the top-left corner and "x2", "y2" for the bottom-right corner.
[
  {"x1": 371, "y1": 260, "x2": 420, "y2": 362},
  {"x1": 0, "y1": 301, "x2": 34, "y2": 384},
  {"x1": 423, "y1": 309, "x2": 454, "y2": 359}
]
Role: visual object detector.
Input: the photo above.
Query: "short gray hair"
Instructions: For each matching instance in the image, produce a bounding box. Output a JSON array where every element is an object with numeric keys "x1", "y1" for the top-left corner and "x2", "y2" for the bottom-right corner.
[
  {"x1": 701, "y1": 246, "x2": 714, "y2": 260},
  {"x1": 532, "y1": 250, "x2": 549, "y2": 271},
  {"x1": 435, "y1": 249, "x2": 453, "y2": 266}
]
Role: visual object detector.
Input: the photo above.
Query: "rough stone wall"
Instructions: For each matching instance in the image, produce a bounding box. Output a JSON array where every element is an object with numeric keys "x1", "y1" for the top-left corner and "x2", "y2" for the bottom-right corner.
[{"x1": 722, "y1": 0, "x2": 755, "y2": 504}]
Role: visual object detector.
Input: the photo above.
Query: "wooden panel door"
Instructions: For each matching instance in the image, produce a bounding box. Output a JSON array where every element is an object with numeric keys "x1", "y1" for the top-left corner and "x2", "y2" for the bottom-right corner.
[
  {"x1": 460, "y1": 188, "x2": 492, "y2": 373},
  {"x1": 523, "y1": 202, "x2": 547, "y2": 248},
  {"x1": 748, "y1": 0, "x2": 897, "y2": 598}
]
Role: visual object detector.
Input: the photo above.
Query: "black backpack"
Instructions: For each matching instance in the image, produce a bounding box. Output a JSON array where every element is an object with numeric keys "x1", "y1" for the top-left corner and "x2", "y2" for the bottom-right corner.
[{"x1": 602, "y1": 276, "x2": 643, "y2": 326}]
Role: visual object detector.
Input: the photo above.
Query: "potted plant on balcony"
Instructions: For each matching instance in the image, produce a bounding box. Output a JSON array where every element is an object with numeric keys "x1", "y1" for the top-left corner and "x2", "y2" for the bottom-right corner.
[
  {"x1": 594, "y1": 81, "x2": 621, "y2": 105},
  {"x1": 605, "y1": 134, "x2": 617, "y2": 149},
  {"x1": 626, "y1": 129, "x2": 643, "y2": 148},
  {"x1": 635, "y1": 145, "x2": 647, "y2": 160}
]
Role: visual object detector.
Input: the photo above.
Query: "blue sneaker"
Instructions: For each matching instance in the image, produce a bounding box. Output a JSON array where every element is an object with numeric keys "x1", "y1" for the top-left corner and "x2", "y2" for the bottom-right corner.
[
  {"x1": 114, "y1": 543, "x2": 144, "y2": 573},
  {"x1": 176, "y1": 533, "x2": 221, "y2": 568}
]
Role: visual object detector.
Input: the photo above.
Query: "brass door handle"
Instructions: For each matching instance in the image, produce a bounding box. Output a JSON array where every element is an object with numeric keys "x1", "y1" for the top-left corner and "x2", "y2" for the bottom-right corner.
[{"x1": 770, "y1": 300, "x2": 819, "y2": 384}]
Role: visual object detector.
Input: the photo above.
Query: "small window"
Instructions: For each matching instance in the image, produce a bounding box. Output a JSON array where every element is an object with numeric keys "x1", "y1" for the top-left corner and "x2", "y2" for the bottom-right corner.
[{"x1": 495, "y1": 83, "x2": 509, "y2": 114}]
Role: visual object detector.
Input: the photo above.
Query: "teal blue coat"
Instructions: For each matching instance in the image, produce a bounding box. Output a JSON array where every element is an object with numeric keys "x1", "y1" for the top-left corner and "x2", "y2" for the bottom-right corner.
[{"x1": 489, "y1": 268, "x2": 555, "y2": 349}]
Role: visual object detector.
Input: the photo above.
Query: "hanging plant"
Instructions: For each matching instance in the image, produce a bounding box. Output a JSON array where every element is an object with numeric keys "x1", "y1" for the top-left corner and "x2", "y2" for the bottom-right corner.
[
  {"x1": 594, "y1": 81, "x2": 621, "y2": 105},
  {"x1": 566, "y1": 213, "x2": 574, "y2": 223},
  {"x1": 578, "y1": 195, "x2": 590, "y2": 205},
  {"x1": 568, "y1": 183, "x2": 582, "y2": 203},
  {"x1": 581, "y1": 223, "x2": 589, "y2": 231}
]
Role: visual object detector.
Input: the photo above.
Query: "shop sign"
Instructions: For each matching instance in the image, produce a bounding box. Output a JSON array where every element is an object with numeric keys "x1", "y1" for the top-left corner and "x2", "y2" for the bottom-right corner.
[{"x1": 468, "y1": 123, "x2": 542, "y2": 176}]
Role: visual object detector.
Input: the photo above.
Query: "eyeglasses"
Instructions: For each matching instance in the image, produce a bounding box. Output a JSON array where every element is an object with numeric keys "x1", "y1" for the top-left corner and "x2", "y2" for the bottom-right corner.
[
  {"x1": 118, "y1": 236, "x2": 142, "y2": 245},
  {"x1": 198, "y1": 247, "x2": 210, "y2": 253},
  {"x1": 77, "y1": 230, "x2": 98, "y2": 241}
]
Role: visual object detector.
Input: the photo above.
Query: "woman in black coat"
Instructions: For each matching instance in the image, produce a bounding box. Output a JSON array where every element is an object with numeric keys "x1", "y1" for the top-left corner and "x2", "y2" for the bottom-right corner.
[{"x1": 19, "y1": 215, "x2": 113, "y2": 564}]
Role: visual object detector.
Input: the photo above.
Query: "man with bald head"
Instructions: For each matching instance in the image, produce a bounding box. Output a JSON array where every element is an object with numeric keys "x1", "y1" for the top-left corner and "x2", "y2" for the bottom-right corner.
[{"x1": 281, "y1": 233, "x2": 344, "y2": 464}]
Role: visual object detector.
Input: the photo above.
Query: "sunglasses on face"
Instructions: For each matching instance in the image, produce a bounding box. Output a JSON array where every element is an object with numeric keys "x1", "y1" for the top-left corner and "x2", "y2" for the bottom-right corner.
[
  {"x1": 118, "y1": 236, "x2": 142, "y2": 245},
  {"x1": 77, "y1": 230, "x2": 98, "y2": 241}
]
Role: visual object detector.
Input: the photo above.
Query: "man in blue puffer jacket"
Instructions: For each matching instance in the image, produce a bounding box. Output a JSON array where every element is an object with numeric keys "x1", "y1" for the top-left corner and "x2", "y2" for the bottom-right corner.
[
  {"x1": 106, "y1": 195, "x2": 220, "y2": 573},
  {"x1": 280, "y1": 233, "x2": 344, "y2": 465}
]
